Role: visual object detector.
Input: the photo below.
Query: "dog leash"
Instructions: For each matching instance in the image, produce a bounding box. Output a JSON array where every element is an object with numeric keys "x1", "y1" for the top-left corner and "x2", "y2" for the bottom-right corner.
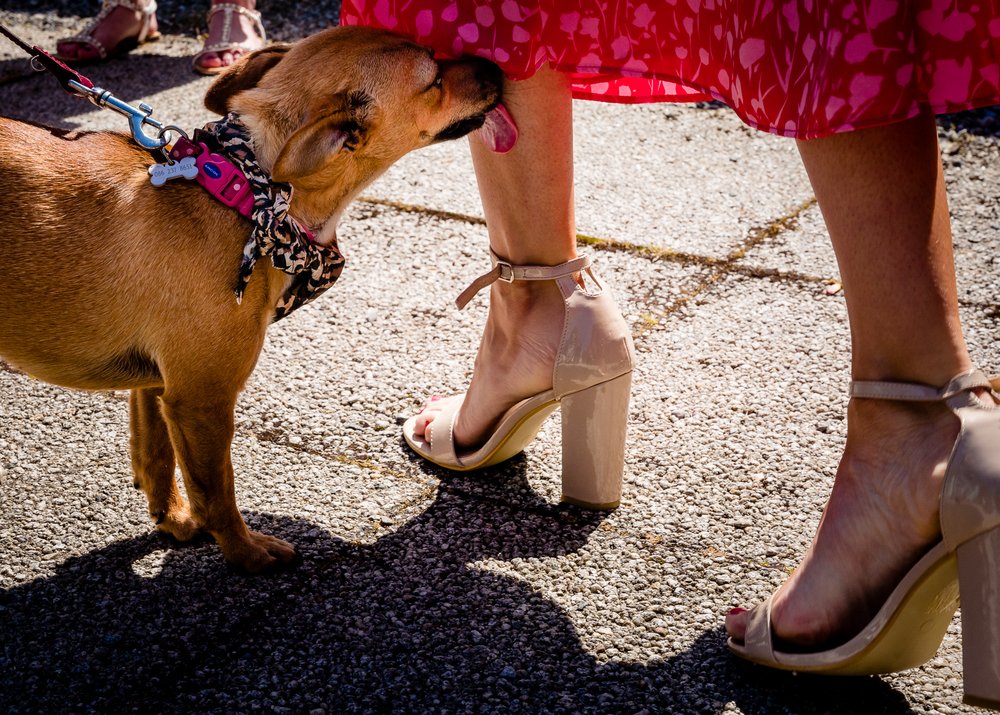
[{"x1": 0, "y1": 20, "x2": 183, "y2": 154}]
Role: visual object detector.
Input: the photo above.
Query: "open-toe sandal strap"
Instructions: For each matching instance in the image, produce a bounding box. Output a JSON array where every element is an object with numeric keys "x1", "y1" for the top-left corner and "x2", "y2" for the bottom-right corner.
[
  {"x1": 65, "y1": 0, "x2": 157, "y2": 51},
  {"x1": 455, "y1": 250, "x2": 592, "y2": 310},
  {"x1": 204, "y1": 3, "x2": 266, "y2": 43},
  {"x1": 850, "y1": 369, "x2": 995, "y2": 406},
  {"x1": 208, "y1": 3, "x2": 263, "y2": 22},
  {"x1": 740, "y1": 595, "x2": 779, "y2": 663},
  {"x1": 424, "y1": 396, "x2": 464, "y2": 466}
]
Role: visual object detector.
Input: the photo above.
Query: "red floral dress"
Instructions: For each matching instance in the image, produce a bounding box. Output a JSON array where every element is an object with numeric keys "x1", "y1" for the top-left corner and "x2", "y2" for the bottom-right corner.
[{"x1": 340, "y1": 1, "x2": 1000, "y2": 139}]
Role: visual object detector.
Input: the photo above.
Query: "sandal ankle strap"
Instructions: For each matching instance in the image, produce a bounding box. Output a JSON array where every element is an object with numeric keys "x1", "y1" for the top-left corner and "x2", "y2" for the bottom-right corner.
[
  {"x1": 850, "y1": 369, "x2": 995, "y2": 402},
  {"x1": 207, "y1": 3, "x2": 263, "y2": 22},
  {"x1": 455, "y1": 249, "x2": 592, "y2": 310}
]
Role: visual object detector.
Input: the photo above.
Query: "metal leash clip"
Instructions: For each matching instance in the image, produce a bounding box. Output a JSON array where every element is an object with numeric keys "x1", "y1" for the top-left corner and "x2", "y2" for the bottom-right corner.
[
  {"x1": 0, "y1": 20, "x2": 185, "y2": 160},
  {"x1": 65, "y1": 79, "x2": 185, "y2": 157}
]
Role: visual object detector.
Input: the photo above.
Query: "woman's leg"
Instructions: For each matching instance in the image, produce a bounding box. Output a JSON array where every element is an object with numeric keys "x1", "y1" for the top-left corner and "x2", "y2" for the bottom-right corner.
[
  {"x1": 411, "y1": 66, "x2": 578, "y2": 448},
  {"x1": 727, "y1": 111, "x2": 976, "y2": 646}
]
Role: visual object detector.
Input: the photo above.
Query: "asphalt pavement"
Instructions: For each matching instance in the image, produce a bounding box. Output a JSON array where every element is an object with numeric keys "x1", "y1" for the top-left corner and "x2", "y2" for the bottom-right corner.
[{"x1": 2, "y1": 3, "x2": 999, "y2": 713}]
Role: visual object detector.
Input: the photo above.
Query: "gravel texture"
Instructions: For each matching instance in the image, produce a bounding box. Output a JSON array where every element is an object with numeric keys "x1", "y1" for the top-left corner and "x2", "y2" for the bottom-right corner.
[{"x1": 1, "y1": 5, "x2": 999, "y2": 714}]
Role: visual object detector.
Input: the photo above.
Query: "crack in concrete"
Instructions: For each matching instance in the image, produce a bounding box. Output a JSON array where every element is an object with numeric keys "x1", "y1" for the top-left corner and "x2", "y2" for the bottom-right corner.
[
  {"x1": 627, "y1": 197, "x2": 820, "y2": 340},
  {"x1": 356, "y1": 195, "x2": 831, "y2": 326},
  {"x1": 356, "y1": 195, "x2": 1000, "y2": 321},
  {"x1": 356, "y1": 196, "x2": 828, "y2": 292}
]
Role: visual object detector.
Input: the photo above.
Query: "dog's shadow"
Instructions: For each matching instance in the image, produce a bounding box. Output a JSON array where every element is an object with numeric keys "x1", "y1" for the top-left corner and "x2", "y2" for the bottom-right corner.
[{"x1": 0, "y1": 471, "x2": 916, "y2": 715}]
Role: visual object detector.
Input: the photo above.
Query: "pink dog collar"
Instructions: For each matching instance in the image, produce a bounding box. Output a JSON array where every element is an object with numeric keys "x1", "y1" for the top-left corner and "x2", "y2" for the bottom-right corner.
[{"x1": 169, "y1": 137, "x2": 255, "y2": 218}]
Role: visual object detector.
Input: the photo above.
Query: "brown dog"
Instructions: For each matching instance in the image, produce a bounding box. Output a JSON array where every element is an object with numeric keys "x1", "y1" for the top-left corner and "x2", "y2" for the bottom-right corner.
[{"x1": 0, "y1": 26, "x2": 504, "y2": 572}]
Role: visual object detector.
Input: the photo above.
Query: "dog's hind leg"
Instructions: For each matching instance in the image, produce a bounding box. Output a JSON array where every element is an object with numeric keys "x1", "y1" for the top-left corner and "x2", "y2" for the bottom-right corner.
[
  {"x1": 129, "y1": 388, "x2": 201, "y2": 542},
  {"x1": 157, "y1": 381, "x2": 297, "y2": 573}
]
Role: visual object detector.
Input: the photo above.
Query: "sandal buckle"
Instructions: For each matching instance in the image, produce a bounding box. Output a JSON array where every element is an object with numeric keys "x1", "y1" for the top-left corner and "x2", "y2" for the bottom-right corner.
[{"x1": 496, "y1": 260, "x2": 514, "y2": 283}]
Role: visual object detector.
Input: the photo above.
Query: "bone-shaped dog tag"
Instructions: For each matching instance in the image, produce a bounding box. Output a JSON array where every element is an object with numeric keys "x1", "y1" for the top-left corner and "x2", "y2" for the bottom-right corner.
[{"x1": 148, "y1": 156, "x2": 199, "y2": 187}]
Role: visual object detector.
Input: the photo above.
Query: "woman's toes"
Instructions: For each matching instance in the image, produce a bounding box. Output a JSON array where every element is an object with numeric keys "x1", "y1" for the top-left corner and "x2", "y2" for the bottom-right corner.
[
  {"x1": 418, "y1": 395, "x2": 442, "y2": 413},
  {"x1": 57, "y1": 41, "x2": 93, "y2": 60},
  {"x1": 412, "y1": 412, "x2": 433, "y2": 439},
  {"x1": 197, "y1": 52, "x2": 224, "y2": 70},
  {"x1": 725, "y1": 607, "x2": 749, "y2": 640}
]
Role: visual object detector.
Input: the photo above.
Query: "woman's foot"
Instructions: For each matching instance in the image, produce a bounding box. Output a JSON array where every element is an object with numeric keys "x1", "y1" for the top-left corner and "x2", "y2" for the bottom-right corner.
[
  {"x1": 56, "y1": 0, "x2": 159, "y2": 63},
  {"x1": 192, "y1": 0, "x2": 266, "y2": 76},
  {"x1": 727, "y1": 395, "x2": 964, "y2": 647},
  {"x1": 411, "y1": 278, "x2": 567, "y2": 452}
]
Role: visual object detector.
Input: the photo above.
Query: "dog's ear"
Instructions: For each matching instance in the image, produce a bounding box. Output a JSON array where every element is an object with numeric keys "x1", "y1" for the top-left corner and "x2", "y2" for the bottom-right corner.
[
  {"x1": 204, "y1": 44, "x2": 292, "y2": 115},
  {"x1": 271, "y1": 92, "x2": 376, "y2": 183},
  {"x1": 271, "y1": 111, "x2": 360, "y2": 183}
]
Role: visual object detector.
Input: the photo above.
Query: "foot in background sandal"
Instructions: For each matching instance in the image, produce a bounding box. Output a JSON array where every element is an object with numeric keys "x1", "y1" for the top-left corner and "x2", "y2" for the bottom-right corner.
[
  {"x1": 55, "y1": 0, "x2": 159, "y2": 64},
  {"x1": 192, "y1": 0, "x2": 266, "y2": 76}
]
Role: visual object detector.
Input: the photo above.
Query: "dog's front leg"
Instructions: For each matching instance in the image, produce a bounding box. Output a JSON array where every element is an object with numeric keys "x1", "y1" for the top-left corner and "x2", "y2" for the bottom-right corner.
[
  {"x1": 158, "y1": 387, "x2": 296, "y2": 573},
  {"x1": 129, "y1": 388, "x2": 201, "y2": 542}
]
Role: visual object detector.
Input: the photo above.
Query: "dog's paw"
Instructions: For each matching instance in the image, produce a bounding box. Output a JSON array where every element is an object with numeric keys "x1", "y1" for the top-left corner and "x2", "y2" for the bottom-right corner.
[
  {"x1": 224, "y1": 531, "x2": 298, "y2": 575},
  {"x1": 153, "y1": 505, "x2": 201, "y2": 542}
]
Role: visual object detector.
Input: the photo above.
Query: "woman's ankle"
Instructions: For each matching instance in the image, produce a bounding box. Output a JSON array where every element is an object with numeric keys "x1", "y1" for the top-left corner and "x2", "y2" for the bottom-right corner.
[
  {"x1": 841, "y1": 397, "x2": 956, "y2": 532},
  {"x1": 487, "y1": 279, "x2": 564, "y2": 328},
  {"x1": 849, "y1": 351, "x2": 974, "y2": 388}
]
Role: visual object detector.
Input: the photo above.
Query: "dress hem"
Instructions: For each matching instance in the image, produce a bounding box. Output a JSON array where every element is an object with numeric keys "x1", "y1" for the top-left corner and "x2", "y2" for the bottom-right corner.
[{"x1": 548, "y1": 61, "x2": 1000, "y2": 140}]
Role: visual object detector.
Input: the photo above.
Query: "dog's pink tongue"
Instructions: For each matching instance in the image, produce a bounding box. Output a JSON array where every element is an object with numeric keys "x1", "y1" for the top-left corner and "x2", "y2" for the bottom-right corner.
[{"x1": 476, "y1": 103, "x2": 518, "y2": 153}]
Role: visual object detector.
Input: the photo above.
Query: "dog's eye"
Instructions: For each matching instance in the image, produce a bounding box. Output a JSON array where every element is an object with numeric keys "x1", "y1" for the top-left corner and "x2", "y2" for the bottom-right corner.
[{"x1": 429, "y1": 72, "x2": 443, "y2": 91}]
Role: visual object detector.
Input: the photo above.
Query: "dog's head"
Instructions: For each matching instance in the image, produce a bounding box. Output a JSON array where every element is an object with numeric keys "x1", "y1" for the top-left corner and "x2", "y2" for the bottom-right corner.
[{"x1": 204, "y1": 26, "x2": 508, "y2": 235}]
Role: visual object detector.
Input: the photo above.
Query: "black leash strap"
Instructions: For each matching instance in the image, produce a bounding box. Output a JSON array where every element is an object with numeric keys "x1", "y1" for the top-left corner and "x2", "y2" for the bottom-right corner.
[{"x1": 0, "y1": 21, "x2": 95, "y2": 94}]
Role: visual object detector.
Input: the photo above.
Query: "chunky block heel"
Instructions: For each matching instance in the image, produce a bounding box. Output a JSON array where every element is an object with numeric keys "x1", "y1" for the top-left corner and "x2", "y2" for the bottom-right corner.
[
  {"x1": 402, "y1": 250, "x2": 635, "y2": 508},
  {"x1": 957, "y1": 526, "x2": 1000, "y2": 709},
  {"x1": 730, "y1": 369, "x2": 1000, "y2": 710},
  {"x1": 560, "y1": 371, "x2": 632, "y2": 509}
]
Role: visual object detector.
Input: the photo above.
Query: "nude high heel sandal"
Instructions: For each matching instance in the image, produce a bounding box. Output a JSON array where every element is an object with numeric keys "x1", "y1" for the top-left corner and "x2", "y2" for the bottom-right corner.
[
  {"x1": 728, "y1": 369, "x2": 1000, "y2": 709},
  {"x1": 402, "y1": 250, "x2": 635, "y2": 509}
]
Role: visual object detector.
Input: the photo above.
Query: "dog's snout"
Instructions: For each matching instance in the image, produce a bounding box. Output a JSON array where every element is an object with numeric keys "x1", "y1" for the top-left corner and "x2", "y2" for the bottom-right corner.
[
  {"x1": 471, "y1": 57, "x2": 503, "y2": 93},
  {"x1": 442, "y1": 56, "x2": 503, "y2": 106}
]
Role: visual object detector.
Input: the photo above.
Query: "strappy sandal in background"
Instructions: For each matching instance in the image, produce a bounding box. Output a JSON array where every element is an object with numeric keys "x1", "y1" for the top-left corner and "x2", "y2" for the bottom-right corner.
[
  {"x1": 191, "y1": 2, "x2": 266, "y2": 76},
  {"x1": 729, "y1": 369, "x2": 1000, "y2": 710},
  {"x1": 402, "y1": 251, "x2": 635, "y2": 510},
  {"x1": 55, "y1": 0, "x2": 160, "y2": 64}
]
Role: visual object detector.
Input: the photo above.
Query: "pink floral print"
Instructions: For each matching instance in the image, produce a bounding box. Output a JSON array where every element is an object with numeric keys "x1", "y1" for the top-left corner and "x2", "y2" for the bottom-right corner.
[{"x1": 341, "y1": 0, "x2": 1000, "y2": 139}]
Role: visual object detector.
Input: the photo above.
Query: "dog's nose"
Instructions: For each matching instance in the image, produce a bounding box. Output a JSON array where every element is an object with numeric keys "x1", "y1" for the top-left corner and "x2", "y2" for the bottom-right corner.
[{"x1": 470, "y1": 57, "x2": 504, "y2": 94}]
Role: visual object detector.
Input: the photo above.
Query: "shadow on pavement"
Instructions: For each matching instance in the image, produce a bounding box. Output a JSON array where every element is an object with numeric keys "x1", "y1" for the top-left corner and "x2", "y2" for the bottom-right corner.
[
  {"x1": 0, "y1": 52, "x2": 208, "y2": 125},
  {"x1": 941, "y1": 106, "x2": 1000, "y2": 138},
  {"x1": 1, "y1": 484, "x2": 916, "y2": 714}
]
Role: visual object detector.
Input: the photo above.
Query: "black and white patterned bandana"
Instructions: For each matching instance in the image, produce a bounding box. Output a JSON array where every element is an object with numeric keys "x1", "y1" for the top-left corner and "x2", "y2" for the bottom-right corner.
[{"x1": 198, "y1": 113, "x2": 346, "y2": 322}]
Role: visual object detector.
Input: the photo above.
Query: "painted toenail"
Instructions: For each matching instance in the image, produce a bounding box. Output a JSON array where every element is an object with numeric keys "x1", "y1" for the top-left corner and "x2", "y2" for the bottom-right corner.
[{"x1": 728, "y1": 607, "x2": 747, "y2": 616}]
